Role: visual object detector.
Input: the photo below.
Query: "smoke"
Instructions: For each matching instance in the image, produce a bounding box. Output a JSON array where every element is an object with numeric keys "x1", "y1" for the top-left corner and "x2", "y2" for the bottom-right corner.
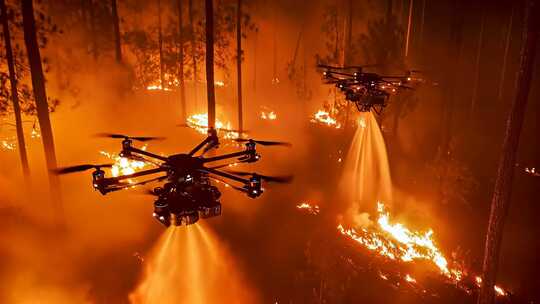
[
  {"x1": 339, "y1": 112, "x2": 393, "y2": 227},
  {"x1": 129, "y1": 224, "x2": 259, "y2": 304}
]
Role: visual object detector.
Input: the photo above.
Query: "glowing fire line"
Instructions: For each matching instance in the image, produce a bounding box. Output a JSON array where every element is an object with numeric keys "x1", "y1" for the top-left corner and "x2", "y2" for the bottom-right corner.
[{"x1": 337, "y1": 202, "x2": 507, "y2": 296}]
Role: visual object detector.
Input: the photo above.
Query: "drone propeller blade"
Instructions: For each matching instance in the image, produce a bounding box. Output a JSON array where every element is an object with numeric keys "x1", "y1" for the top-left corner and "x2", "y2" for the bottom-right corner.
[
  {"x1": 234, "y1": 138, "x2": 291, "y2": 147},
  {"x1": 223, "y1": 170, "x2": 294, "y2": 184},
  {"x1": 54, "y1": 163, "x2": 113, "y2": 175},
  {"x1": 209, "y1": 176, "x2": 246, "y2": 192},
  {"x1": 95, "y1": 133, "x2": 165, "y2": 142}
]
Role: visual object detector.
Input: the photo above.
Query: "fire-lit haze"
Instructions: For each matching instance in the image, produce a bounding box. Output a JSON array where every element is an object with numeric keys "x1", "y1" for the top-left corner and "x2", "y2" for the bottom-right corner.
[
  {"x1": 129, "y1": 225, "x2": 258, "y2": 304},
  {"x1": 1, "y1": 0, "x2": 539, "y2": 303}
]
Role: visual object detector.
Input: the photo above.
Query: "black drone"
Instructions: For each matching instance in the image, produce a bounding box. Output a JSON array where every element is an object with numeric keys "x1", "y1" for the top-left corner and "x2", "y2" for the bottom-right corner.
[
  {"x1": 318, "y1": 64, "x2": 419, "y2": 114},
  {"x1": 54, "y1": 129, "x2": 292, "y2": 227}
]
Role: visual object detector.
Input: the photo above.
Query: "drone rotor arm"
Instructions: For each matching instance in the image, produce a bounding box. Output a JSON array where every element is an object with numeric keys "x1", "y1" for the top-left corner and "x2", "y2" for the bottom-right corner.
[
  {"x1": 126, "y1": 146, "x2": 168, "y2": 162},
  {"x1": 101, "y1": 167, "x2": 168, "y2": 186},
  {"x1": 201, "y1": 151, "x2": 250, "y2": 163},
  {"x1": 188, "y1": 136, "x2": 213, "y2": 156},
  {"x1": 202, "y1": 168, "x2": 250, "y2": 184}
]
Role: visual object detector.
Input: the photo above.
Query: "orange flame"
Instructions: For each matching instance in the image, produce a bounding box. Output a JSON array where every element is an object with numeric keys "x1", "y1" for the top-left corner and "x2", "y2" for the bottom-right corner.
[
  {"x1": 186, "y1": 113, "x2": 240, "y2": 139},
  {"x1": 296, "y1": 202, "x2": 320, "y2": 215},
  {"x1": 311, "y1": 110, "x2": 341, "y2": 129},
  {"x1": 338, "y1": 203, "x2": 508, "y2": 296}
]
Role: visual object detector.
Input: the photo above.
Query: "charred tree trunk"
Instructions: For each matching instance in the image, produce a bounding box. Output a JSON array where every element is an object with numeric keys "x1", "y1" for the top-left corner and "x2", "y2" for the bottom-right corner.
[
  {"x1": 477, "y1": 1, "x2": 539, "y2": 304},
  {"x1": 1, "y1": 0, "x2": 30, "y2": 181},
  {"x1": 470, "y1": 10, "x2": 485, "y2": 118},
  {"x1": 111, "y1": 0, "x2": 122, "y2": 64},
  {"x1": 88, "y1": 0, "x2": 98, "y2": 59},
  {"x1": 205, "y1": 0, "x2": 215, "y2": 129},
  {"x1": 21, "y1": 0, "x2": 64, "y2": 223},
  {"x1": 236, "y1": 0, "x2": 243, "y2": 133},
  {"x1": 177, "y1": 0, "x2": 187, "y2": 121},
  {"x1": 189, "y1": 0, "x2": 198, "y2": 107},
  {"x1": 497, "y1": 5, "x2": 515, "y2": 102},
  {"x1": 158, "y1": 0, "x2": 165, "y2": 88}
]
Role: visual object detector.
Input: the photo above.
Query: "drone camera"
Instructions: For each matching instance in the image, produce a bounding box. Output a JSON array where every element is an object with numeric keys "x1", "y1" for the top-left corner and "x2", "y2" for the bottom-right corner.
[
  {"x1": 153, "y1": 199, "x2": 171, "y2": 227},
  {"x1": 200, "y1": 203, "x2": 222, "y2": 218}
]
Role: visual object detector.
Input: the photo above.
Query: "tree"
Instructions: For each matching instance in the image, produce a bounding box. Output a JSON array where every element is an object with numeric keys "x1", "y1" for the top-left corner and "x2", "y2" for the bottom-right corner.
[
  {"x1": 157, "y1": 0, "x2": 164, "y2": 87},
  {"x1": 21, "y1": 0, "x2": 63, "y2": 223},
  {"x1": 205, "y1": 0, "x2": 215, "y2": 129},
  {"x1": 1, "y1": 0, "x2": 30, "y2": 181},
  {"x1": 111, "y1": 0, "x2": 122, "y2": 63},
  {"x1": 189, "y1": 0, "x2": 198, "y2": 104},
  {"x1": 497, "y1": 5, "x2": 515, "y2": 102},
  {"x1": 470, "y1": 10, "x2": 485, "y2": 118},
  {"x1": 177, "y1": 0, "x2": 187, "y2": 121},
  {"x1": 236, "y1": 0, "x2": 243, "y2": 133},
  {"x1": 477, "y1": 1, "x2": 539, "y2": 303}
]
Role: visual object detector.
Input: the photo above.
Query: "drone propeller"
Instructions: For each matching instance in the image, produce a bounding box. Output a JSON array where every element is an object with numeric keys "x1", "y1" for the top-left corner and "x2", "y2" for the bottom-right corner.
[
  {"x1": 223, "y1": 170, "x2": 294, "y2": 184},
  {"x1": 234, "y1": 138, "x2": 291, "y2": 147},
  {"x1": 96, "y1": 133, "x2": 165, "y2": 142},
  {"x1": 54, "y1": 163, "x2": 113, "y2": 175}
]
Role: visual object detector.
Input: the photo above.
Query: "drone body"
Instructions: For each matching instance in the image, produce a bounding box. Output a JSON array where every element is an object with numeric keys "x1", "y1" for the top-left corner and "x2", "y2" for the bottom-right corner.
[
  {"x1": 58, "y1": 130, "x2": 291, "y2": 227},
  {"x1": 319, "y1": 65, "x2": 417, "y2": 114}
]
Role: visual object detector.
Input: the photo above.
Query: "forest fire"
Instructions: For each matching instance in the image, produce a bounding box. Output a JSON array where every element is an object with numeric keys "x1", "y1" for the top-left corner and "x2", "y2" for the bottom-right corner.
[
  {"x1": 1, "y1": 138, "x2": 15, "y2": 151},
  {"x1": 260, "y1": 110, "x2": 277, "y2": 120},
  {"x1": 100, "y1": 147, "x2": 148, "y2": 177},
  {"x1": 187, "y1": 113, "x2": 240, "y2": 139},
  {"x1": 310, "y1": 110, "x2": 341, "y2": 129},
  {"x1": 337, "y1": 203, "x2": 508, "y2": 297},
  {"x1": 296, "y1": 202, "x2": 320, "y2": 215}
]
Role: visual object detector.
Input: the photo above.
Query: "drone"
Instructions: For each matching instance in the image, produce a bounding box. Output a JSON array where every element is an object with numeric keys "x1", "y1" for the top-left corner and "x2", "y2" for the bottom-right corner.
[
  {"x1": 54, "y1": 129, "x2": 292, "y2": 227},
  {"x1": 318, "y1": 64, "x2": 419, "y2": 114}
]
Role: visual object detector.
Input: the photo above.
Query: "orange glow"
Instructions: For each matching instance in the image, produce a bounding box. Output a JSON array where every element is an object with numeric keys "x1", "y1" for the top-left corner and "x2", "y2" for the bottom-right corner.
[{"x1": 130, "y1": 225, "x2": 259, "y2": 303}]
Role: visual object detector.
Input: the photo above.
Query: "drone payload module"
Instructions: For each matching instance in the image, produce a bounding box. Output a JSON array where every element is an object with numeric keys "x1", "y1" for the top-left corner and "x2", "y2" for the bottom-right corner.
[{"x1": 55, "y1": 129, "x2": 292, "y2": 227}]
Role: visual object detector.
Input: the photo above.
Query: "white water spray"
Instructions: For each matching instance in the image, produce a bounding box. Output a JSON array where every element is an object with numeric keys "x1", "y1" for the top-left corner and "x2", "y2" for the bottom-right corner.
[{"x1": 340, "y1": 112, "x2": 393, "y2": 226}]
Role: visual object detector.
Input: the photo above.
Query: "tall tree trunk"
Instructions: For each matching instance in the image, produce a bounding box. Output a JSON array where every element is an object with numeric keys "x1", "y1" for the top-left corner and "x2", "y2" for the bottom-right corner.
[
  {"x1": 342, "y1": 0, "x2": 352, "y2": 131},
  {"x1": 189, "y1": 0, "x2": 198, "y2": 108},
  {"x1": 236, "y1": 0, "x2": 243, "y2": 133},
  {"x1": 88, "y1": 0, "x2": 98, "y2": 59},
  {"x1": 205, "y1": 0, "x2": 215, "y2": 129},
  {"x1": 21, "y1": 0, "x2": 64, "y2": 223},
  {"x1": 404, "y1": 0, "x2": 413, "y2": 58},
  {"x1": 497, "y1": 5, "x2": 515, "y2": 102},
  {"x1": 1, "y1": 0, "x2": 30, "y2": 181},
  {"x1": 418, "y1": 0, "x2": 425, "y2": 55},
  {"x1": 477, "y1": 1, "x2": 539, "y2": 304},
  {"x1": 386, "y1": 0, "x2": 393, "y2": 24},
  {"x1": 470, "y1": 10, "x2": 485, "y2": 118},
  {"x1": 158, "y1": 0, "x2": 165, "y2": 88},
  {"x1": 177, "y1": 0, "x2": 187, "y2": 121},
  {"x1": 111, "y1": 0, "x2": 122, "y2": 64}
]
